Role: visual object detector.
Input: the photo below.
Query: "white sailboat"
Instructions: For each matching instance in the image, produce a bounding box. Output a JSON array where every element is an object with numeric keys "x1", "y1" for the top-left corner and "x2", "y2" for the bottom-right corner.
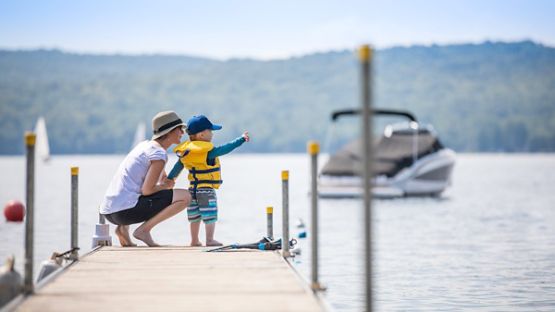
[
  {"x1": 131, "y1": 122, "x2": 146, "y2": 149},
  {"x1": 34, "y1": 117, "x2": 50, "y2": 162}
]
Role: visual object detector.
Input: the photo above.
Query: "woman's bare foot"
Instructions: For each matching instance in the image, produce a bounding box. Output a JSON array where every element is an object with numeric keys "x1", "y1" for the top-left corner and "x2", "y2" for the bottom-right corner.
[
  {"x1": 206, "y1": 239, "x2": 223, "y2": 247},
  {"x1": 189, "y1": 241, "x2": 203, "y2": 247},
  {"x1": 133, "y1": 228, "x2": 160, "y2": 247},
  {"x1": 115, "y1": 225, "x2": 137, "y2": 247}
]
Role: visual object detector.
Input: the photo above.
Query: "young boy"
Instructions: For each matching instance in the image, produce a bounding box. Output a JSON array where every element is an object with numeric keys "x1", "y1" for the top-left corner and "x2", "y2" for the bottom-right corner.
[{"x1": 168, "y1": 115, "x2": 249, "y2": 246}]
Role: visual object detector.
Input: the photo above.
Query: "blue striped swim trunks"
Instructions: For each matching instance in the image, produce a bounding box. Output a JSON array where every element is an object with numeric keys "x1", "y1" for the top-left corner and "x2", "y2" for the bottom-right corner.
[{"x1": 187, "y1": 188, "x2": 218, "y2": 224}]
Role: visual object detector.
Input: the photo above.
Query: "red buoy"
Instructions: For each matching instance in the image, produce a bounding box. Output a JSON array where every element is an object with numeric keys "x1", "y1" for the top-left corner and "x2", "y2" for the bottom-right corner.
[{"x1": 4, "y1": 200, "x2": 25, "y2": 222}]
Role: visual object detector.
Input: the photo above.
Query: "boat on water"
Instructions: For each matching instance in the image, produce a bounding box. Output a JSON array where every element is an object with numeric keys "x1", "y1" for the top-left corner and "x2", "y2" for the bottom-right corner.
[
  {"x1": 318, "y1": 108, "x2": 456, "y2": 198},
  {"x1": 34, "y1": 117, "x2": 50, "y2": 162}
]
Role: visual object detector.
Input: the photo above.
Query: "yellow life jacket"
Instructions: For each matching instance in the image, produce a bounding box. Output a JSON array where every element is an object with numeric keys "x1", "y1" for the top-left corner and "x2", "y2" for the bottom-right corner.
[
  {"x1": 173, "y1": 141, "x2": 222, "y2": 189},
  {"x1": 173, "y1": 140, "x2": 222, "y2": 190}
]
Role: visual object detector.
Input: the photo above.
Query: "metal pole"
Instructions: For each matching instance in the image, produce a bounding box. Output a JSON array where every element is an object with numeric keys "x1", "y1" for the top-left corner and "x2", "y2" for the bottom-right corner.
[
  {"x1": 24, "y1": 132, "x2": 36, "y2": 295},
  {"x1": 359, "y1": 44, "x2": 374, "y2": 312},
  {"x1": 281, "y1": 170, "x2": 290, "y2": 258},
  {"x1": 266, "y1": 206, "x2": 273, "y2": 240},
  {"x1": 70, "y1": 167, "x2": 79, "y2": 260},
  {"x1": 308, "y1": 141, "x2": 323, "y2": 291}
]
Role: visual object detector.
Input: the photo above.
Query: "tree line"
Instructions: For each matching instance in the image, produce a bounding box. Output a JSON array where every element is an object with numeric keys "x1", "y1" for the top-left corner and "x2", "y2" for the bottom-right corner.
[{"x1": 1, "y1": 40, "x2": 554, "y2": 154}]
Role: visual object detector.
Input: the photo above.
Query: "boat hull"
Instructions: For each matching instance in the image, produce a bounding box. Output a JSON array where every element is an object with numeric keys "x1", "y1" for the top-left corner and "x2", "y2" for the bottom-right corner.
[{"x1": 318, "y1": 149, "x2": 456, "y2": 199}]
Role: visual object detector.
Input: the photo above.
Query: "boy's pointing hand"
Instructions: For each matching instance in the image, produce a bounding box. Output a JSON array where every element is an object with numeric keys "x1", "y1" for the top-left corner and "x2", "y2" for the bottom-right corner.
[{"x1": 242, "y1": 131, "x2": 250, "y2": 142}]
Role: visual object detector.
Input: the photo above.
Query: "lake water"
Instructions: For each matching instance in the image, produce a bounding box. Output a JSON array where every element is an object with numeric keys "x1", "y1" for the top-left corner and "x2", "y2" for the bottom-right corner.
[{"x1": 1, "y1": 154, "x2": 555, "y2": 311}]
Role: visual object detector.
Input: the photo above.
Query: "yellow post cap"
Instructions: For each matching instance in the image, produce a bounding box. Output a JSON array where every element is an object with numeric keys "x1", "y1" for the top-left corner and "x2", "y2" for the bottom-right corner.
[
  {"x1": 358, "y1": 44, "x2": 372, "y2": 62},
  {"x1": 307, "y1": 141, "x2": 320, "y2": 155},
  {"x1": 266, "y1": 206, "x2": 273, "y2": 214},
  {"x1": 281, "y1": 170, "x2": 289, "y2": 180},
  {"x1": 71, "y1": 167, "x2": 79, "y2": 176},
  {"x1": 25, "y1": 132, "x2": 36, "y2": 146}
]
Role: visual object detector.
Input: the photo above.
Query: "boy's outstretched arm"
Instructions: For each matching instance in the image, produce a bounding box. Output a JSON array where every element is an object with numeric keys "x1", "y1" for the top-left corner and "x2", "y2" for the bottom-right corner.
[
  {"x1": 208, "y1": 131, "x2": 249, "y2": 159},
  {"x1": 167, "y1": 160, "x2": 185, "y2": 180}
]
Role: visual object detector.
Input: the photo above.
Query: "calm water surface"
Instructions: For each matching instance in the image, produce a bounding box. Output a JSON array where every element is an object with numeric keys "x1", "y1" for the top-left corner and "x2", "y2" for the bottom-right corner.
[{"x1": 1, "y1": 154, "x2": 554, "y2": 311}]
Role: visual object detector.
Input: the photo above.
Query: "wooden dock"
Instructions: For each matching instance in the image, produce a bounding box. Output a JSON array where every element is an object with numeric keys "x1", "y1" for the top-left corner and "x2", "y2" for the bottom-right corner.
[{"x1": 15, "y1": 247, "x2": 326, "y2": 312}]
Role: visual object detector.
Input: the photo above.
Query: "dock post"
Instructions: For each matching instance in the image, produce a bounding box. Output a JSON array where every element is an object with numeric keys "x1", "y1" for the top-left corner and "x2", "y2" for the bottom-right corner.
[
  {"x1": 266, "y1": 206, "x2": 273, "y2": 240},
  {"x1": 70, "y1": 167, "x2": 79, "y2": 260},
  {"x1": 308, "y1": 141, "x2": 323, "y2": 291},
  {"x1": 24, "y1": 132, "x2": 36, "y2": 295},
  {"x1": 281, "y1": 170, "x2": 290, "y2": 258},
  {"x1": 359, "y1": 44, "x2": 374, "y2": 312}
]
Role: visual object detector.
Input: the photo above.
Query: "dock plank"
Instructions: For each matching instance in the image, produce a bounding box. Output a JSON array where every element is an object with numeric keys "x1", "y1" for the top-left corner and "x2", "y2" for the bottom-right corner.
[{"x1": 16, "y1": 247, "x2": 324, "y2": 312}]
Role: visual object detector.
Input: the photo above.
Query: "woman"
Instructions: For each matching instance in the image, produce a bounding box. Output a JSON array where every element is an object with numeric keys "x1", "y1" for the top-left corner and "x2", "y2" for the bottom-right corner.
[{"x1": 100, "y1": 111, "x2": 191, "y2": 247}]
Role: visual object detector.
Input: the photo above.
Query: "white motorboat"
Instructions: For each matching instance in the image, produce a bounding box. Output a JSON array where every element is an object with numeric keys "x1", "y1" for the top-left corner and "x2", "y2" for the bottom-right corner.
[{"x1": 318, "y1": 109, "x2": 456, "y2": 198}]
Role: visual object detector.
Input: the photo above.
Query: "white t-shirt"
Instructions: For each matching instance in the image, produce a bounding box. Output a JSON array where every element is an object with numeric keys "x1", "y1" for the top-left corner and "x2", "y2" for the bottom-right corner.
[{"x1": 100, "y1": 141, "x2": 168, "y2": 214}]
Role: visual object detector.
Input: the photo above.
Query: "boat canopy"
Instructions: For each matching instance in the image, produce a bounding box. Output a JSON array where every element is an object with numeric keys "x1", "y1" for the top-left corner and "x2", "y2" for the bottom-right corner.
[{"x1": 321, "y1": 125, "x2": 445, "y2": 178}]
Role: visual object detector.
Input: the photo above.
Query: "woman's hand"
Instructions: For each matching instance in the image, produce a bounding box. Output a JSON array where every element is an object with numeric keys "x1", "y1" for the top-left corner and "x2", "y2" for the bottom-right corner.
[
  {"x1": 242, "y1": 131, "x2": 250, "y2": 142},
  {"x1": 142, "y1": 160, "x2": 167, "y2": 195},
  {"x1": 160, "y1": 177, "x2": 175, "y2": 189}
]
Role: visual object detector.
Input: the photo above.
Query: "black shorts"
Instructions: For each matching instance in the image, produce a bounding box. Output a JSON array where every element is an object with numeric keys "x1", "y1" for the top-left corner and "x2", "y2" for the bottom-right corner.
[{"x1": 104, "y1": 189, "x2": 173, "y2": 225}]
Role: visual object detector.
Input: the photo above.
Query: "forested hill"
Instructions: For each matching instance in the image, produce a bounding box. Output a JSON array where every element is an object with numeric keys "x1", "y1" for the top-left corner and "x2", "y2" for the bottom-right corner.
[{"x1": 1, "y1": 40, "x2": 554, "y2": 154}]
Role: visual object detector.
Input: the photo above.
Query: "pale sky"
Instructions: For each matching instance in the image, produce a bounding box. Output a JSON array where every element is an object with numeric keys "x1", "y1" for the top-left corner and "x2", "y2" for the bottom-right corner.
[{"x1": 1, "y1": 0, "x2": 554, "y2": 60}]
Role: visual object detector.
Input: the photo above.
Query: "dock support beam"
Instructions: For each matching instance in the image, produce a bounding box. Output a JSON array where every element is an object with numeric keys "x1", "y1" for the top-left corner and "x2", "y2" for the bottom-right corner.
[
  {"x1": 359, "y1": 44, "x2": 374, "y2": 312},
  {"x1": 92, "y1": 213, "x2": 112, "y2": 248},
  {"x1": 24, "y1": 132, "x2": 36, "y2": 295}
]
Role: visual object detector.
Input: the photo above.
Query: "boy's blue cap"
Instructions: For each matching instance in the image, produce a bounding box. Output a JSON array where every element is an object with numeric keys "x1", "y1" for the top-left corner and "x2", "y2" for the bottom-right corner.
[{"x1": 186, "y1": 115, "x2": 222, "y2": 135}]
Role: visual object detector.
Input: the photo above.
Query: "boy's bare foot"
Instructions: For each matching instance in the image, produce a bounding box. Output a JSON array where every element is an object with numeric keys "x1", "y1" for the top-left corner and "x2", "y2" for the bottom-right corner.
[
  {"x1": 133, "y1": 228, "x2": 160, "y2": 247},
  {"x1": 115, "y1": 225, "x2": 137, "y2": 247},
  {"x1": 189, "y1": 241, "x2": 203, "y2": 247},
  {"x1": 206, "y1": 239, "x2": 223, "y2": 247}
]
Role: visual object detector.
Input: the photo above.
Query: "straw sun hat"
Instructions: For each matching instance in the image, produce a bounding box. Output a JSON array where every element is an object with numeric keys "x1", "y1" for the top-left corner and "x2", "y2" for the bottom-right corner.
[{"x1": 151, "y1": 111, "x2": 185, "y2": 139}]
